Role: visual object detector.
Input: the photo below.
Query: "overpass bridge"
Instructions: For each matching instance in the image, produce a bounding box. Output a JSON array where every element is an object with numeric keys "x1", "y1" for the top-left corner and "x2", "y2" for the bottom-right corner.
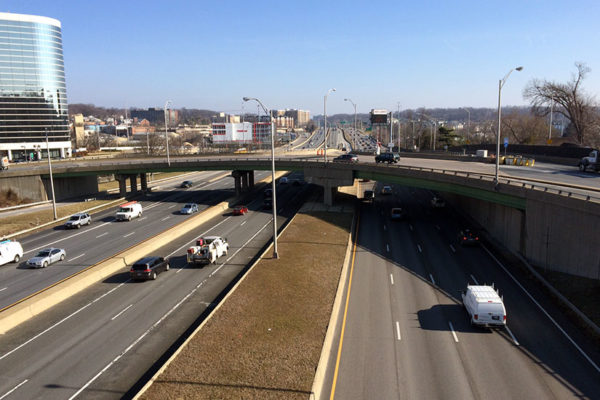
[{"x1": 1, "y1": 155, "x2": 599, "y2": 280}]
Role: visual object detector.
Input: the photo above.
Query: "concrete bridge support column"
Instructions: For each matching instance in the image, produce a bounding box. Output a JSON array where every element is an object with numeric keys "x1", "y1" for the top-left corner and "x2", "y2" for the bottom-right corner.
[
  {"x1": 231, "y1": 170, "x2": 242, "y2": 196},
  {"x1": 248, "y1": 171, "x2": 254, "y2": 188},
  {"x1": 323, "y1": 182, "x2": 338, "y2": 206},
  {"x1": 140, "y1": 173, "x2": 148, "y2": 192},
  {"x1": 116, "y1": 175, "x2": 127, "y2": 197},
  {"x1": 129, "y1": 175, "x2": 138, "y2": 194},
  {"x1": 241, "y1": 172, "x2": 249, "y2": 191}
]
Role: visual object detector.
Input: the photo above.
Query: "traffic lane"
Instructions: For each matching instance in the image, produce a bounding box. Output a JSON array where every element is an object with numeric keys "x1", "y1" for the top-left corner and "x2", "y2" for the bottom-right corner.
[
  {"x1": 407, "y1": 188, "x2": 600, "y2": 397},
  {"x1": 0, "y1": 178, "x2": 311, "y2": 399},
  {"x1": 0, "y1": 171, "x2": 268, "y2": 308}
]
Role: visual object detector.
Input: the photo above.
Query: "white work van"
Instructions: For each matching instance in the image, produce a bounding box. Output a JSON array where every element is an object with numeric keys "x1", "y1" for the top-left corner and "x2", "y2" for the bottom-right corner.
[
  {"x1": 0, "y1": 239, "x2": 23, "y2": 266},
  {"x1": 461, "y1": 285, "x2": 506, "y2": 327},
  {"x1": 115, "y1": 201, "x2": 143, "y2": 221}
]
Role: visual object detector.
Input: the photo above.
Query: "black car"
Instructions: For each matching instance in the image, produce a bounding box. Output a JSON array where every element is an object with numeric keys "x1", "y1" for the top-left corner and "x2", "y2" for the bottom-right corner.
[
  {"x1": 459, "y1": 229, "x2": 480, "y2": 246},
  {"x1": 130, "y1": 256, "x2": 169, "y2": 280},
  {"x1": 333, "y1": 154, "x2": 358, "y2": 163},
  {"x1": 375, "y1": 152, "x2": 400, "y2": 164},
  {"x1": 363, "y1": 190, "x2": 375, "y2": 201},
  {"x1": 180, "y1": 180, "x2": 193, "y2": 188}
]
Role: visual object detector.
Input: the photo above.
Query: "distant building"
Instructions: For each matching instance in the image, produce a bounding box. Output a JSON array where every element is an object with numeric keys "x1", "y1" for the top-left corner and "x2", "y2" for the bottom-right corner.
[
  {"x1": 0, "y1": 12, "x2": 71, "y2": 160},
  {"x1": 130, "y1": 108, "x2": 179, "y2": 125},
  {"x1": 211, "y1": 122, "x2": 272, "y2": 144},
  {"x1": 74, "y1": 114, "x2": 85, "y2": 147},
  {"x1": 282, "y1": 109, "x2": 310, "y2": 127}
]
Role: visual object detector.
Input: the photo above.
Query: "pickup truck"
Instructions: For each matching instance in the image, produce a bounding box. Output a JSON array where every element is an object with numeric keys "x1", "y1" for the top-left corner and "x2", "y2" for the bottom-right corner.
[
  {"x1": 186, "y1": 236, "x2": 229, "y2": 266},
  {"x1": 578, "y1": 149, "x2": 600, "y2": 172}
]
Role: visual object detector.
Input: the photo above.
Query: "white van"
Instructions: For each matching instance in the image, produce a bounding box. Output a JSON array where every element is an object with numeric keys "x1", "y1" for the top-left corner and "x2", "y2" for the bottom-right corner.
[
  {"x1": 115, "y1": 201, "x2": 143, "y2": 221},
  {"x1": 0, "y1": 239, "x2": 24, "y2": 266},
  {"x1": 461, "y1": 285, "x2": 506, "y2": 327}
]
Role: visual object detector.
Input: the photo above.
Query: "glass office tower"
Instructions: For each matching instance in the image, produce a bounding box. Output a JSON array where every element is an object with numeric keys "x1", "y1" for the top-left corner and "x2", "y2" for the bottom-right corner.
[{"x1": 0, "y1": 12, "x2": 70, "y2": 161}]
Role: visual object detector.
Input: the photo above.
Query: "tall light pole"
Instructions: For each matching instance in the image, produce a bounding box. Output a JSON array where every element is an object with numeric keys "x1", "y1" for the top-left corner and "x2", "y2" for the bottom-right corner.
[
  {"x1": 344, "y1": 98, "x2": 357, "y2": 151},
  {"x1": 44, "y1": 128, "x2": 57, "y2": 220},
  {"x1": 397, "y1": 102, "x2": 401, "y2": 150},
  {"x1": 495, "y1": 66, "x2": 523, "y2": 184},
  {"x1": 460, "y1": 107, "x2": 470, "y2": 143},
  {"x1": 164, "y1": 100, "x2": 172, "y2": 166},
  {"x1": 418, "y1": 112, "x2": 436, "y2": 150},
  {"x1": 324, "y1": 88, "x2": 336, "y2": 162},
  {"x1": 548, "y1": 96, "x2": 554, "y2": 141},
  {"x1": 243, "y1": 97, "x2": 279, "y2": 259}
]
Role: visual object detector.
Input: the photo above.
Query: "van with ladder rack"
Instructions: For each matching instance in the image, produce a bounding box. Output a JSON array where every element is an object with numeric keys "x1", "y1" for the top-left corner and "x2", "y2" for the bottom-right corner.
[{"x1": 461, "y1": 284, "x2": 506, "y2": 327}]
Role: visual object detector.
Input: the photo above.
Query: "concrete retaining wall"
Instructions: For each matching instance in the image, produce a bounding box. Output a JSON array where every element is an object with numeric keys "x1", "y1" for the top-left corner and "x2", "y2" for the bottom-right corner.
[{"x1": 42, "y1": 175, "x2": 99, "y2": 201}]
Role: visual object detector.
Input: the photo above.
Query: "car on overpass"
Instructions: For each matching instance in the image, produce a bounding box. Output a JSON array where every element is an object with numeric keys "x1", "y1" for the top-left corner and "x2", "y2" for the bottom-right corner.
[{"x1": 333, "y1": 154, "x2": 358, "y2": 163}]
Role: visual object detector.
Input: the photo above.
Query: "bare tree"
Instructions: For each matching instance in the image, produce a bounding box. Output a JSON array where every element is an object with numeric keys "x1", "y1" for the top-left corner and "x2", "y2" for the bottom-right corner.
[
  {"x1": 523, "y1": 62, "x2": 599, "y2": 145},
  {"x1": 502, "y1": 110, "x2": 548, "y2": 144}
]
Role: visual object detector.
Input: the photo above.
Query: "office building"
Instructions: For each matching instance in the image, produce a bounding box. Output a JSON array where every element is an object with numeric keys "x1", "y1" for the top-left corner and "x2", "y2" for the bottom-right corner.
[
  {"x1": 130, "y1": 108, "x2": 179, "y2": 125},
  {"x1": 0, "y1": 12, "x2": 71, "y2": 160}
]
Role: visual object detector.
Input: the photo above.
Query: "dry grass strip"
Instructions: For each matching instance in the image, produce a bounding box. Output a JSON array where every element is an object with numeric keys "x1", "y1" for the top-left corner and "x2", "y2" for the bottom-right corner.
[{"x1": 140, "y1": 211, "x2": 352, "y2": 399}]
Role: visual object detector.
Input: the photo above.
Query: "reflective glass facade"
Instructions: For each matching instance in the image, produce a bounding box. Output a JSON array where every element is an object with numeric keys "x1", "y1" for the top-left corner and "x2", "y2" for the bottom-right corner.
[{"x1": 0, "y1": 13, "x2": 70, "y2": 160}]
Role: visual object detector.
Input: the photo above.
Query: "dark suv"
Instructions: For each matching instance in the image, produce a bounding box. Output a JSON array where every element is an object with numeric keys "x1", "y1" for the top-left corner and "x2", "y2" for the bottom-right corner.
[
  {"x1": 375, "y1": 152, "x2": 400, "y2": 164},
  {"x1": 130, "y1": 256, "x2": 169, "y2": 280}
]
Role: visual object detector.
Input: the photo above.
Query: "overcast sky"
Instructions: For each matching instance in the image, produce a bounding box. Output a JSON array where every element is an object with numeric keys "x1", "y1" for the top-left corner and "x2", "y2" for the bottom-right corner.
[{"x1": 3, "y1": 0, "x2": 600, "y2": 115}]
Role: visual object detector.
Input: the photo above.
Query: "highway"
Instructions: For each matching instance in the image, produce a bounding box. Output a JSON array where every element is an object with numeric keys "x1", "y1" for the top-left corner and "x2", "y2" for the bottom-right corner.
[
  {"x1": 323, "y1": 183, "x2": 600, "y2": 399},
  {"x1": 0, "y1": 170, "x2": 270, "y2": 309},
  {"x1": 0, "y1": 171, "x2": 313, "y2": 399}
]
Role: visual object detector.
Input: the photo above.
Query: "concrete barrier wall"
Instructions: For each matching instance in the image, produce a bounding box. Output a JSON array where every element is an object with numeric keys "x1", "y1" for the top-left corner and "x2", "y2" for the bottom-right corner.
[{"x1": 0, "y1": 175, "x2": 47, "y2": 202}]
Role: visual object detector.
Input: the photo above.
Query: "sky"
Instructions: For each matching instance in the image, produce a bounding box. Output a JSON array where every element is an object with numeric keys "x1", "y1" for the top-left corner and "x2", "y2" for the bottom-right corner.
[{"x1": 3, "y1": 0, "x2": 600, "y2": 115}]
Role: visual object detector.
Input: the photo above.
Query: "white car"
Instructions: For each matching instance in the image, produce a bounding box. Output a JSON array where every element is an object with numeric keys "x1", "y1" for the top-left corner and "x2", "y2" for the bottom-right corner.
[
  {"x1": 64, "y1": 213, "x2": 91, "y2": 229},
  {"x1": 180, "y1": 203, "x2": 199, "y2": 215},
  {"x1": 27, "y1": 248, "x2": 66, "y2": 268}
]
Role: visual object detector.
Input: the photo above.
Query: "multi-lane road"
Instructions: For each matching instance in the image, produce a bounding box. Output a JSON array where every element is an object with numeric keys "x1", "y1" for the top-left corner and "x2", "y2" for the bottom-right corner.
[
  {"x1": 323, "y1": 183, "x2": 600, "y2": 399},
  {"x1": 0, "y1": 169, "x2": 313, "y2": 399}
]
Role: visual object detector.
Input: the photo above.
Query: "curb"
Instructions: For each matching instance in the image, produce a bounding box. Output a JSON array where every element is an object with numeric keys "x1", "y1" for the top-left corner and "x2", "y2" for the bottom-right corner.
[
  {"x1": 132, "y1": 189, "x2": 299, "y2": 400},
  {"x1": 310, "y1": 202, "x2": 358, "y2": 400}
]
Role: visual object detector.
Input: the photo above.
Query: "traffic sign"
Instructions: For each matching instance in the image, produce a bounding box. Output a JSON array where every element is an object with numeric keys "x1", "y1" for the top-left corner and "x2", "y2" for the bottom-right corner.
[{"x1": 503, "y1": 137, "x2": 509, "y2": 148}]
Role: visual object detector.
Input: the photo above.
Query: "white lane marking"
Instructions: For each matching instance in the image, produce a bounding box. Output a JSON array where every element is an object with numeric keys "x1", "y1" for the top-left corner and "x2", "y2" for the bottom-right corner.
[
  {"x1": 470, "y1": 274, "x2": 479, "y2": 285},
  {"x1": 0, "y1": 287, "x2": 7, "y2": 292},
  {"x1": 505, "y1": 326, "x2": 520, "y2": 346},
  {"x1": 390, "y1": 274, "x2": 394, "y2": 285},
  {"x1": 66, "y1": 219, "x2": 265, "y2": 400},
  {"x1": 448, "y1": 321, "x2": 459, "y2": 342},
  {"x1": 123, "y1": 232, "x2": 135, "y2": 238},
  {"x1": 0, "y1": 379, "x2": 28, "y2": 400},
  {"x1": 70, "y1": 253, "x2": 86, "y2": 262},
  {"x1": 96, "y1": 232, "x2": 108, "y2": 239},
  {"x1": 449, "y1": 244, "x2": 456, "y2": 253},
  {"x1": 161, "y1": 216, "x2": 170, "y2": 221},
  {"x1": 138, "y1": 217, "x2": 147, "y2": 221},
  {"x1": 409, "y1": 224, "x2": 414, "y2": 231},
  {"x1": 482, "y1": 245, "x2": 600, "y2": 373},
  {"x1": 386, "y1": 244, "x2": 390, "y2": 252},
  {"x1": 396, "y1": 321, "x2": 401, "y2": 341},
  {"x1": 24, "y1": 222, "x2": 111, "y2": 255},
  {"x1": 168, "y1": 205, "x2": 176, "y2": 209},
  {"x1": 240, "y1": 221, "x2": 247, "y2": 226},
  {"x1": 429, "y1": 274, "x2": 435, "y2": 285},
  {"x1": 111, "y1": 304, "x2": 133, "y2": 321},
  {"x1": 417, "y1": 244, "x2": 422, "y2": 253},
  {"x1": 0, "y1": 282, "x2": 128, "y2": 361},
  {"x1": 176, "y1": 265, "x2": 186, "y2": 274}
]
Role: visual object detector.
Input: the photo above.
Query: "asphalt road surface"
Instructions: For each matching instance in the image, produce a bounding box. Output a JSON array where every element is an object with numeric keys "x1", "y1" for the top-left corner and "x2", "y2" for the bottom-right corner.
[
  {"x1": 323, "y1": 183, "x2": 600, "y2": 399},
  {"x1": 0, "y1": 172, "x2": 313, "y2": 399}
]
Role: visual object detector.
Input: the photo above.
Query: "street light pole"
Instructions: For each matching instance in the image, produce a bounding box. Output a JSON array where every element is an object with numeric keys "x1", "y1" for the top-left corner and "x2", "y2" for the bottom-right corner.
[
  {"x1": 164, "y1": 100, "x2": 172, "y2": 166},
  {"x1": 460, "y1": 107, "x2": 470, "y2": 143},
  {"x1": 548, "y1": 97, "x2": 554, "y2": 141},
  {"x1": 243, "y1": 97, "x2": 279, "y2": 259},
  {"x1": 397, "y1": 102, "x2": 401, "y2": 150},
  {"x1": 495, "y1": 66, "x2": 523, "y2": 184},
  {"x1": 45, "y1": 128, "x2": 57, "y2": 220},
  {"x1": 324, "y1": 88, "x2": 336, "y2": 162},
  {"x1": 344, "y1": 98, "x2": 357, "y2": 151}
]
